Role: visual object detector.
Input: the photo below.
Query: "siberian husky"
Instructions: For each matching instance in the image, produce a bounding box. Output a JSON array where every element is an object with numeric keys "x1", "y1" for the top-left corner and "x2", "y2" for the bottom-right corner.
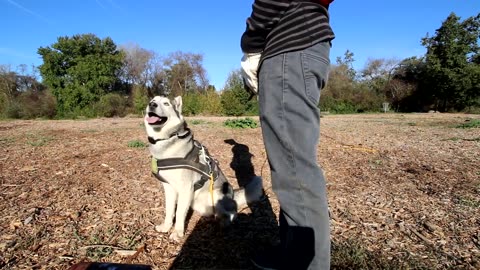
[{"x1": 144, "y1": 95, "x2": 263, "y2": 241}]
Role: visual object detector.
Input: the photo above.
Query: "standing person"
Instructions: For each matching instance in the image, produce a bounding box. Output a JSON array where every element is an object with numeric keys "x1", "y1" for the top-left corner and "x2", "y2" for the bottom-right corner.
[{"x1": 240, "y1": 0, "x2": 335, "y2": 269}]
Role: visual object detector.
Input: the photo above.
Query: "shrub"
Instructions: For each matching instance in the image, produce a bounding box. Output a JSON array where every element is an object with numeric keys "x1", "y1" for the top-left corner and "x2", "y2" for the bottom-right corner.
[
  {"x1": 182, "y1": 92, "x2": 203, "y2": 116},
  {"x1": 223, "y1": 117, "x2": 258, "y2": 128},
  {"x1": 220, "y1": 90, "x2": 246, "y2": 116},
  {"x1": 245, "y1": 98, "x2": 260, "y2": 116},
  {"x1": 132, "y1": 85, "x2": 149, "y2": 115},
  {"x1": 200, "y1": 90, "x2": 223, "y2": 115},
  {"x1": 0, "y1": 92, "x2": 8, "y2": 118},
  {"x1": 457, "y1": 119, "x2": 480, "y2": 129},
  {"x1": 96, "y1": 93, "x2": 127, "y2": 117},
  {"x1": 3, "y1": 90, "x2": 57, "y2": 119},
  {"x1": 333, "y1": 101, "x2": 358, "y2": 114},
  {"x1": 38, "y1": 90, "x2": 57, "y2": 118},
  {"x1": 320, "y1": 97, "x2": 358, "y2": 114},
  {"x1": 5, "y1": 100, "x2": 22, "y2": 119},
  {"x1": 190, "y1": 119, "x2": 207, "y2": 125},
  {"x1": 127, "y1": 140, "x2": 146, "y2": 148}
]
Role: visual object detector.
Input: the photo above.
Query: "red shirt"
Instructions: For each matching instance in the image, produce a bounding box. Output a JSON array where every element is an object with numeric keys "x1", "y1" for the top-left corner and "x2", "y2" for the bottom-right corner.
[{"x1": 318, "y1": 0, "x2": 334, "y2": 7}]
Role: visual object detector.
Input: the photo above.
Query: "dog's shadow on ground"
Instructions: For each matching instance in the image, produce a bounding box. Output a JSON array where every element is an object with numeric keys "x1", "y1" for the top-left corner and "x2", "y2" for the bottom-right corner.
[{"x1": 168, "y1": 139, "x2": 279, "y2": 270}]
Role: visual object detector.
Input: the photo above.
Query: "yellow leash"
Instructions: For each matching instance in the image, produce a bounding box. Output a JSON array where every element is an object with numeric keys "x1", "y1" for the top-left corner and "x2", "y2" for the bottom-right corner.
[
  {"x1": 209, "y1": 173, "x2": 215, "y2": 213},
  {"x1": 343, "y1": 145, "x2": 378, "y2": 153}
]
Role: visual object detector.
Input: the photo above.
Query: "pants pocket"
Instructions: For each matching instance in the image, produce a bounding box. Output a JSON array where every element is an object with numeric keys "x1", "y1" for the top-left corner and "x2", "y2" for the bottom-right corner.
[{"x1": 301, "y1": 43, "x2": 330, "y2": 105}]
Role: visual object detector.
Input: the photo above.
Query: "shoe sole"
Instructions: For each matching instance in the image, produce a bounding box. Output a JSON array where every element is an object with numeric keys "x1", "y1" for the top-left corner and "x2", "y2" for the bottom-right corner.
[{"x1": 250, "y1": 259, "x2": 279, "y2": 270}]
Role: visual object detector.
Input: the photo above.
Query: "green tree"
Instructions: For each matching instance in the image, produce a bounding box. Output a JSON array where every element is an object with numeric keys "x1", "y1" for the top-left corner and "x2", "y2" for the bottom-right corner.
[
  {"x1": 201, "y1": 87, "x2": 223, "y2": 115},
  {"x1": 220, "y1": 70, "x2": 257, "y2": 116},
  {"x1": 37, "y1": 33, "x2": 125, "y2": 116},
  {"x1": 95, "y1": 93, "x2": 127, "y2": 117},
  {"x1": 321, "y1": 50, "x2": 388, "y2": 113},
  {"x1": 385, "y1": 57, "x2": 428, "y2": 111},
  {"x1": 321, "y1": 50, "x2": 359, "y2": 113},
  {"x1": 421, "y1": 13, "x2": 480, "y2": 111},
  {"x1": 131, "y1": 85, "x2": 149, "y2": 115},
  {"x1": 336, "y1": 49, "x2": 357, "y2": 81},
  {"x1": 182, "y1": 92, "x2": 204, "y2": 116}
]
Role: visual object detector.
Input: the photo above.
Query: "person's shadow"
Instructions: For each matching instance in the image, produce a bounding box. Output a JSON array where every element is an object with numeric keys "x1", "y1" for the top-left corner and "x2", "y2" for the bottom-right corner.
[{"x1": 168, "y1": 139, "x2": 279, "y2": 270}]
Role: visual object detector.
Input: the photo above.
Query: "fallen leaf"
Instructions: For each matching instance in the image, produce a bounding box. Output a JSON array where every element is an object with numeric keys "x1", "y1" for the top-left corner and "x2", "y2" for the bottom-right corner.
[
  {"x1": 10, "y1": 221, "x2": 22, "y2": 229},
  {"x1": 114, "y1": 249, "x2": 137, "y2": 256},
  {"x1": 23, "y1": 216, "x2": 33, "y2": 225},
  {"x1": 19, "y1": 166, "x2": 35, "y2": 172}
]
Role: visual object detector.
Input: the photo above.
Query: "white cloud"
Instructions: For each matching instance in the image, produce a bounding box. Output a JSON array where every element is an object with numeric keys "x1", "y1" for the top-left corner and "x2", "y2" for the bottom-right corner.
[{"x1": 6, "y1": 0, "x2": 52, "y2": 24}]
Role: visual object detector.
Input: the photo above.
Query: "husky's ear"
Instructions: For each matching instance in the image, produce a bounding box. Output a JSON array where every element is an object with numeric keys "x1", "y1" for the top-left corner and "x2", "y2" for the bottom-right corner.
[{"x1": 173, "y1": 96, "x2": 183, "y2": 114}]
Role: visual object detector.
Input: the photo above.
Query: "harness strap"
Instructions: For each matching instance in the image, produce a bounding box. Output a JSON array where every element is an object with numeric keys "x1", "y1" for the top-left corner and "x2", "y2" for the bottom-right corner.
[
  {"x1": 151, "y1": 141, "x2": 218, "y2": 191},
  {"x1": 194, "y1": 174, "x2": 211, "y2": 191},
  {"x1": 148, "y1": 128, "x2": 191, "y2": 144},
  {"x1": 155, "y1": 158, "x2": 210, "y2": 178}
]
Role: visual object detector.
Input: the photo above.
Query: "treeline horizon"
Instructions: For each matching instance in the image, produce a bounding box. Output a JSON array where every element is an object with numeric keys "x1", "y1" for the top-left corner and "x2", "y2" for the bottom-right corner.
[{"x1": 1, "y1": 12, "x2": 479, "y2": 119}]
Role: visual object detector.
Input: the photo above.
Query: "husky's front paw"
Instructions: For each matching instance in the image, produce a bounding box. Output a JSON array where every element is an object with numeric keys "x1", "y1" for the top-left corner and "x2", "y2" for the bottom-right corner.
[
  {"x1": 169, "y1": 230, "x2": 184, "y2": 242},
  {"x1": 155, "y1": 222, "x2": 172, "y2": 233}
]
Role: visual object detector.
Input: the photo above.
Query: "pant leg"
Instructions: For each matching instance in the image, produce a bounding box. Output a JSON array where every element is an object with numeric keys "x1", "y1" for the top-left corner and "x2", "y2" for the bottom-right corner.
[{"x1": 258, "y1": 41, "x2": 331, "y2": 270}]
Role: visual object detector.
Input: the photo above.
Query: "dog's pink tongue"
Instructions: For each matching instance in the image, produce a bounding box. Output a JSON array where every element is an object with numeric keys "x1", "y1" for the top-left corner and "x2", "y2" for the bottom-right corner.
[{"x1": 146, "y1": 116, "x2": 160, "y2": 124}]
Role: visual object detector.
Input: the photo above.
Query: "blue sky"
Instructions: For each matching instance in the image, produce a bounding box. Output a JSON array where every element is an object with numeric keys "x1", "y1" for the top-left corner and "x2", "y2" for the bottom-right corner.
[{"x1": 1, "y1": 0, "x2": 479, "y2": 90}]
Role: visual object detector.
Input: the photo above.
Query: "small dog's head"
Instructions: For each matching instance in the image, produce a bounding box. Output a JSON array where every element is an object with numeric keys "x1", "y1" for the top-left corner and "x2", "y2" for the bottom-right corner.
[
  {"x1": 144, "y1": 95, "x2": 184, "y2": 139},
  {"x1": 214, "y1": 182, "x2": 238, "y2": 227},
  {"x1": 215, "y1": 196, "x2": 238, "y2": 227}
]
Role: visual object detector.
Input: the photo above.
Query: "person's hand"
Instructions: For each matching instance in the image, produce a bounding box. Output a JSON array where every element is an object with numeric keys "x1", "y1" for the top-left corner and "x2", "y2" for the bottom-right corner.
[{"x1": 241, "y1": 52, "x2": 261, "y2": 95}]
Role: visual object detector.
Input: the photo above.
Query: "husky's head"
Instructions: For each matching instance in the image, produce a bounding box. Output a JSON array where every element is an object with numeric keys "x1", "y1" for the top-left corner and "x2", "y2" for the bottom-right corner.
[{"x1": 144, "y1": 96, "x2": 185, "y2": 139}]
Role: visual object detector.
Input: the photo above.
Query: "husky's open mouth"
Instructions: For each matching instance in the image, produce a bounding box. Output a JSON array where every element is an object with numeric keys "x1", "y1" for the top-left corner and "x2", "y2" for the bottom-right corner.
[{"x1": 146, "y1": 112, "x2": 168, "y2": 125}]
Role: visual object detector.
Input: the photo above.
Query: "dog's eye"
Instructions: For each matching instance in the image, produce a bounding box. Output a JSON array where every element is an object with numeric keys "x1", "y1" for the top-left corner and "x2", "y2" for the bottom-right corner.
[{"x1": 163, "y1": 102, "x2": 170, "y2": 106}]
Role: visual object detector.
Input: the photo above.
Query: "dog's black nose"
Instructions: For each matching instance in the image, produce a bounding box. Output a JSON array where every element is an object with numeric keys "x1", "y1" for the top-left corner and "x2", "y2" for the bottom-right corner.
[{"x1": 149, "y1": 101, "x2": 158, "y2": 109}]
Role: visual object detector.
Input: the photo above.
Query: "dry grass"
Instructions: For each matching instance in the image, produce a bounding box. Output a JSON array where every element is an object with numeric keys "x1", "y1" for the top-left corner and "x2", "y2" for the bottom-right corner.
[{"x1": 1, "y1": 113, "x2": 479, "y2": 269}]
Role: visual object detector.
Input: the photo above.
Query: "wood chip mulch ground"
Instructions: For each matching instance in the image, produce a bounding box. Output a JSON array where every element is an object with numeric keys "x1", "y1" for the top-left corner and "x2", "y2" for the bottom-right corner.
[{"x1": 0, "y1": 113, "x2": 479, "y2": 269}]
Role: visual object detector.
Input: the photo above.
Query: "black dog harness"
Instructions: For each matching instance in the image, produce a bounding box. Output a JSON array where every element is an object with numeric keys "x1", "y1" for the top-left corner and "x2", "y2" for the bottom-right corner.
[{"x1": 150, "y1": 140, "x2": 219, "y2": 191}]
